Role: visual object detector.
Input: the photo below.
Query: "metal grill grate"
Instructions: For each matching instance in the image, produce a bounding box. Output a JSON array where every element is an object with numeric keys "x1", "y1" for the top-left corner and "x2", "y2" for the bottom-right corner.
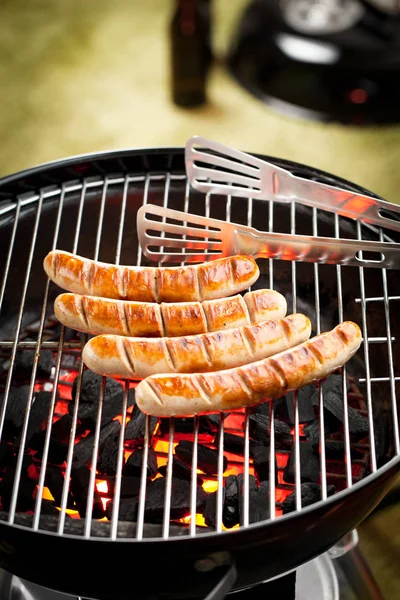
[{"x1": 0, "y1": 167, "x2": 399, "y2": 541}]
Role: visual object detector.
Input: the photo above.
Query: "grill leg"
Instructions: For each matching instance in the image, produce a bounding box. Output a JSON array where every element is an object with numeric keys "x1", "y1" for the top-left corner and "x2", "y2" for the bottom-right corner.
[{"x1": 330, "y1": 531, "x2": 385, "y2": 600}]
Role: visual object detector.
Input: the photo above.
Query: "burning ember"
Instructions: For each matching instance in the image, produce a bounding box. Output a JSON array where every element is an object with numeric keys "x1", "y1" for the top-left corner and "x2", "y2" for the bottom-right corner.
[{"x1": 0, "y1": 315, "x2": 385, "y2": 534}]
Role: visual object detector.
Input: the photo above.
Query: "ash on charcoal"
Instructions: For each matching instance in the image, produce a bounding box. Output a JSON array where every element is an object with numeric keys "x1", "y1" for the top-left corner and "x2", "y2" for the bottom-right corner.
[
  {"x1": 69, "y1": 373, "x2": 135, "y2": 430},
  {"x1": 245, "y1": 480, "x2": 270, "y2": 524},
  {"x1": 144, "y1": 477, "x2": 206, "y2": 523},
  {"x1": 249, "y1": 414, "x2": 292, "y2": 448},
  {"x1": 72, "y1": 370, "x2": 123, "y2": 405},
  {"x1": 102, "y1": 475, "x2": 142, "y2": 498},
  {"x1": 304, "y1": 420, "x2": 332, "y2": 445},
  {"x1": 252, "y1": 445, "x2": 278, "y2": 484},
  {"x1": 158, "y1": 457, "x2": 204, "y2": 485},
  {"x1": 29, "y1": 432, "x2": 68, "y2": 466},
  {"x1": 72, "y1": 420, "x2": 120, "y2": 470},
  {"x1": 96, "y1": 422, "x2": 121, "y2": 476},
  {"x1": 221, "y1": 474, "x2": 270, "y2": 528},
  {"x1": 312, "y1": 439, "x2": 364, "y2": 460},
  {"x1": 0, "y1": 444, "x2": 14, "y2": 471},
  {"x1": 374, "y1": 411, "x2": 391, "y2": 467},
  {"x1": 124, "y1": 401, "x2": 158, "y2": 444},
  {"x1": 0, "y1": 385, "x2": 30, "y2": 439},
  {"x1": 282, "y1": 388, "x2": 316, "y2": 425},
  {"x1": 203, "y1": 490, "x2": 219, "y2": 529},
  {"x1": 44, "y1": 465, "x2": 74, "y2": 508},
  {"x1": 283, "y1": 442, "x2": 320, "y2": 484},
  {"x1": 199, "y1": 413, "x2": 229, "y2": 433},
  {"x1": 13, "y1": 349, "x2": 53, "y2": 380},
  {"x1": 214, "y1": 431, "x2": 261, "y2": 457},
  {"x1": 223, "y1": 475, "x2": 240, "y2": 529},
  {"x1": 282, "y1": 483, "x2": 335, "y2": 514},
  {"x1": 237, "y1": 474, "x2": 267, "y2": 525},
  {"x1": 175, "y1": 440, "x2": 228, "y2": 476},
  {"x1": 322, "y1": 390, "x2": 369, "y2": 437},
  {"x1": 51, "y1": 414, "x2": 74, "y2": 444},
  {"x1": 26, "y1": 391, "x2": 53, "y2": 444},
  {"x1": 123, "y1": 447, "x2": 158, "y2": 478},
  {"x1": 309, "y1": 373, "x2": 350, "y2": 407},
  {"x1": 106, "y1": 496, "x2": 138, "y2": 521},
  {"x1": 0, "y1": 455, "x2": 37, "y2": 511},
  {"x1": 41, "y1": 499, "x2": 64, "y2": 516},
  {"x1": 69, "y1": 466, "x2": 105, "y2": 519}
]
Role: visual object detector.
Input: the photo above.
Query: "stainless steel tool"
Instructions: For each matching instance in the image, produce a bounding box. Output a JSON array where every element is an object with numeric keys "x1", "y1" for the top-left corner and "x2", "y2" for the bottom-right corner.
[
  {"x1": 137, "y1": 203, "x2": 400, "y2": 269},
  {"x1": 185, "y1": 136, "x2": 400, "y2": 233}
]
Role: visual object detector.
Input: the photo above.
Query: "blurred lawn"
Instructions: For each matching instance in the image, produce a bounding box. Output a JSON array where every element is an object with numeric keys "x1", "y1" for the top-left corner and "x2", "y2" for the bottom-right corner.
[{"x1": 0, "y1": 0, "x2": 400, "y2": 204}]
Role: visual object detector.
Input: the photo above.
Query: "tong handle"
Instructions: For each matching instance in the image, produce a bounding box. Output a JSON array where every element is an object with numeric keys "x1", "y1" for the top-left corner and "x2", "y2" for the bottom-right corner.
[
  {"x1": 275, "y1": 173, "x2": 400, "y2": 233},
  {"x1": 237, "y1": 229, "x2": 400, "y2": 270}
]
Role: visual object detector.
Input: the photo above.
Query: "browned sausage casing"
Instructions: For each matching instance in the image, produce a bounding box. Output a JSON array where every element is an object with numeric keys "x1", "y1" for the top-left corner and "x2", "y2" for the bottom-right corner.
[
  {"x1": 134, "y1": 321, "x2": 362, "y2": 417},
  {"x1": 43, "y1": 250, "x2": 260, "y2": 302},
  {"x1": 53, "y1": 289, "x2": 287, "y2": 337},
  {"x1": 81, "y1": 313, "x2": 311, "y2": 378}
]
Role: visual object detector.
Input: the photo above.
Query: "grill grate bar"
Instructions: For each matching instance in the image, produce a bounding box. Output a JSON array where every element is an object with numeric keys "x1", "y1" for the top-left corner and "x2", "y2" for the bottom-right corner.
[
  {"x1": 0, "y1": 194, "x2": 43, "y2": 447},
  {"x1": 182, "y1": 181, "x2": 202, "y2": 535},
  {"x1": 160, "y1": 175, "x2": 174, "y2": 540},
  {"x1": 268, "y1": 198, "x2": 277, "y2": 521},
  {"x1": 355, "y1": 296, "x2": 400, "y2": 303},
  {"x1": 9, "y1": 186, "x2": 66, "y2": 524},
  {"x1": 357, "y1": 221, "x2": 377, "y2": 473},
  {"x1": 109, "y1": 175, "x2": 130, "y2": 540},
  {"x1": 0, "y1": 341, "x2": 81, "y2": 349},
  {"x1": 0, "y1": 200, "x2": 21, "y2": 313},
  {"x1": 359, "y1": 377, "x2": 400, "y2": 383},
  {"x1": 216, "y1": 415, "x2": 225, "y2": 533},
  {"x1": 241, "y1": 196, "x2": 254, "y2": 528},
  {"x1": 312, "y1": 208, "x2": 328, "y2": 501},
  {"x1": 31, "y1": 186, "x2": 68, "y2": 529},
  {"x1": 136, "y1": 415, "x2": 150, "y2": 540},
  {"x1": 162, "y1": 419, "x2": 175, "y2": 539},
  {"x1": 110, "y1": 382, "x2": 129, "y2": 540},
  {"x1": 335, "y1": 214, "x2": 353, "y2": 489},
  {"x1": 81, "y1": 178, "x2": 111, "y2": 537},
  {"x1": 136, "y1": 174, "x2": 152, "y2": 541},
  {"x1": 291, "y1": 202, "x2": 302, "y2": 512},
  {"x1": 379, "y1": 228, "x2": 399, "y2": 455},
  {"x1": 190, "y1": 416, "x2": 200, "y2": 536},
  {"x1": 84, "y1": 378, "x2": 106, "y2": 537},
  {"x1": 58, "y1": 181, "x2": 90, "y2": 535}
]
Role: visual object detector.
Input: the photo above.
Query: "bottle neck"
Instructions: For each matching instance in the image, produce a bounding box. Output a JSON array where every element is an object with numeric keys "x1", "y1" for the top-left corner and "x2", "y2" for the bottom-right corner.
[{"x1": 177, "y1": 0, "x2": 198, "y2": 35}]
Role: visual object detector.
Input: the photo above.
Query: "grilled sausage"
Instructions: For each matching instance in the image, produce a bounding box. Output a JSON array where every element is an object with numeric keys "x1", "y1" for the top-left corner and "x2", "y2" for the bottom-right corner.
[
  {"x1": 82, "y1": 313, "x2": 310, "y2": 379},
  {"x1": 43, "y1": 250, "x2": 260, "y2": 302},
  {"x1": 53, "y1": 289, "x2": 287, "y2": 337},
  {"x1": 134, "y1": 321, "x2": 362, "y2": 417}
]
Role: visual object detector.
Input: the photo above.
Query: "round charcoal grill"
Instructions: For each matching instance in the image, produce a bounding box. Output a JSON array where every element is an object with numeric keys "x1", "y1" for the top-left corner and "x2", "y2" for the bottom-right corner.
[{"x1": 0, "y1": 147, "x2": 399, "y2": 600}]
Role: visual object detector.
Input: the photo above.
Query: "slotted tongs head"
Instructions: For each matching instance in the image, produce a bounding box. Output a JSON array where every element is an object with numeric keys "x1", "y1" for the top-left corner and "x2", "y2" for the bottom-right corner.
[
  {"x1": 137, "y1": 203, "x2": 400, "y2": 269},
  {"x1": 185, "y1": 135, "x2": 400, "y2": 233}
]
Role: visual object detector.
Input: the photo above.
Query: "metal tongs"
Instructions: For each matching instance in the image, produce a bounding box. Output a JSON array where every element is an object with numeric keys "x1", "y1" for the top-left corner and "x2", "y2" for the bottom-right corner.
[
  {"x1": 185, "y1": 136, "x2": 400, "y2": 234},
  {"x1": 137, "y1": 204, "x2": 400, "y2": 270}
]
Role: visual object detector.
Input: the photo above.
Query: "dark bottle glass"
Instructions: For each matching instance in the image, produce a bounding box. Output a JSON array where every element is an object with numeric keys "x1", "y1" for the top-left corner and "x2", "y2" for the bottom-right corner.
[{"x1": 170, "y1": 0, "x2": 211, "y2": 107}]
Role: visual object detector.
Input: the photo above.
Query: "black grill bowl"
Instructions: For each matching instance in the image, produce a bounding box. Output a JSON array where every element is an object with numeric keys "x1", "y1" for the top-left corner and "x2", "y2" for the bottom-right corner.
[{"x1": 0, "y1": 148, "x2": 398, "y2": 600}]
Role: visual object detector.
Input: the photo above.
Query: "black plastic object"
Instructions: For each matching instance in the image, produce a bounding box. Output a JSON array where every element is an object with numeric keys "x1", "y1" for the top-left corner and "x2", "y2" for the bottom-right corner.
[
  {"x1": 0, "y1": 147, "x2": 399, "y2": 600},
  {"x1": 227, "y1": 0, "x2": 400, "y2": 125}
]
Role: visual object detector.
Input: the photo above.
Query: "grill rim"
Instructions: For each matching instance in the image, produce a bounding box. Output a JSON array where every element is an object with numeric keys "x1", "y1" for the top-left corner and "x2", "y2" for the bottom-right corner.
[{"x1": 0, "y1": 147, "x2": 399, "y2": 598}]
